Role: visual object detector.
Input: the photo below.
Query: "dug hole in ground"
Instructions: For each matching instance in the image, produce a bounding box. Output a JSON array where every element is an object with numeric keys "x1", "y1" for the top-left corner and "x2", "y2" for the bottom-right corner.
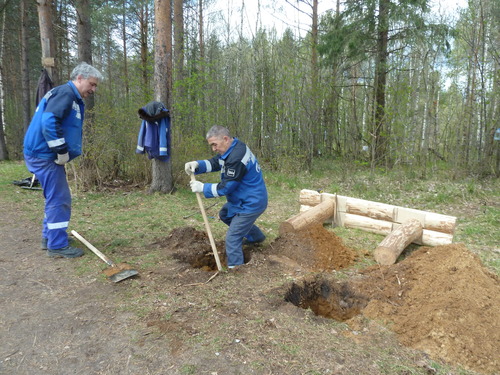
[{"x1": 1, "y1": 201, "x2": 499, "y2": 375}]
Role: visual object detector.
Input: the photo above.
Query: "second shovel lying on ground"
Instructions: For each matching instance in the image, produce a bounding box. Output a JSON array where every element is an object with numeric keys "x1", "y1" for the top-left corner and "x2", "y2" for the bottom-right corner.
[{"x1": 71, "y1": 230, "x2": 138, "y2": 283}]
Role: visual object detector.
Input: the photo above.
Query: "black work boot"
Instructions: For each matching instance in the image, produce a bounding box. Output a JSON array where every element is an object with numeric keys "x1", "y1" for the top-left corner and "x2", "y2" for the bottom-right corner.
[{"x1": 47, "y1": 246, "x2": 84, "y2": 258}]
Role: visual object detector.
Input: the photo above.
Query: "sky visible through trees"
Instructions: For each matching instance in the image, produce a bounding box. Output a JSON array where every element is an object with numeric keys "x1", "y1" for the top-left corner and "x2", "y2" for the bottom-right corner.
[{"x1": 206, "y1": 0, "x2": 468, "y2": 39}]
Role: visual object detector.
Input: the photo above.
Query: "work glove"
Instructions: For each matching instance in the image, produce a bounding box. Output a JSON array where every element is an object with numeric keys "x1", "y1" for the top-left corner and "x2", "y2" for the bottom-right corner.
[
  {"x1": 190, "y1": 180, "x2": 204, "y2": 194},
  {"x1": 184, "y1": 161, "x2": 199, "y2": 175},
  {"x1": 55, "y1": 152, "x2": 70, "y2": 165}
]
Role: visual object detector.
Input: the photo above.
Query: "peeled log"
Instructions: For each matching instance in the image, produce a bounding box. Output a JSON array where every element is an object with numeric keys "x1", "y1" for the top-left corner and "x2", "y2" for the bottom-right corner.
[
  {"x1": 374, "y1": 219, "x2": 423, "y2": 265},
  {"x1": 280, "y1": 198, "x2": 335, "y2": 235}
]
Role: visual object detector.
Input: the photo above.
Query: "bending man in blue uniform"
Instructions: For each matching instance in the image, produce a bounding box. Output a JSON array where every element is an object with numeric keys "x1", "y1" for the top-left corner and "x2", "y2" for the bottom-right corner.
[
  {"x1": 185, "y1": 126, "x2": 268, "y2": 269},
  {"x1": 23, "y1": 62, "x2": 103, "y2": 258}
]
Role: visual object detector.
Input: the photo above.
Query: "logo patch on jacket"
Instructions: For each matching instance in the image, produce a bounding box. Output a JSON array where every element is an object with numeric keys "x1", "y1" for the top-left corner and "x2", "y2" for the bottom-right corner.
[{"x1": 227, "y1": 168, "x2": 236, "y2": 177}]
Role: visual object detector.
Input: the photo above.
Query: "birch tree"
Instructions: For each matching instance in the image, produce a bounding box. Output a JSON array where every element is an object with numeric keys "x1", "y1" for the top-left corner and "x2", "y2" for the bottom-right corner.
[{"x1": 0, "y1": 0, "x2": 8, "y2": 160}]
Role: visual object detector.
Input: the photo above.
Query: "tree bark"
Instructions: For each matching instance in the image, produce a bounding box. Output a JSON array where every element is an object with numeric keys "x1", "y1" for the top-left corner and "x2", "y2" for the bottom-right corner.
[
  {"x1": 151, "y1": 0, "x2": 174, "y2": 194},
  {"x1": 37, "y1": 0, "x2": 59, "y2": 85},
  {"x1": 373, "y1": 0, "x2": 389, "y2": 167},
  {"x1": 75, "y1": 0, "x2": 94, "y2": 109},
  {"x1": 122, "y1": 0, "x2": 129, "y2": 100},
  {"x1": 21, "y1": 0, "x2": 31, "y2": 134},
  {"x1": 173, "y1": 0, "x2": 184, "y2": 82},
  {"x1": 0, "y1": 6, "x2": 8, "y2": 160},
  {"x1": 139, "y1": 2, "x2": 150, "y2": 98},
  {"x1": 198, "y1": 0, "x2": 204, "y2": 62}
]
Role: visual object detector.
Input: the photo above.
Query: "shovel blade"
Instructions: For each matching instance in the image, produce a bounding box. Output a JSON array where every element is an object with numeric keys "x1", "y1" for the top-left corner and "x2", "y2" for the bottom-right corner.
[
  {"x1": 109, "y1": 269, "x2": 139, "y2": 283},
  {"x1": 103, "y1": 262, "x2": 138, "y2": 283}
]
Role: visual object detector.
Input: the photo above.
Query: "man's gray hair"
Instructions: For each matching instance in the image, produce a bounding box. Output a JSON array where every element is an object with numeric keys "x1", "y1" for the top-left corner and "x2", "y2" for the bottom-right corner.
[
  {"x1": 70, "y1": 62, "x2": 103, "y2": 81},
  {"x1": 206, "y1": 125, "x2": 231, "y2": 139}
]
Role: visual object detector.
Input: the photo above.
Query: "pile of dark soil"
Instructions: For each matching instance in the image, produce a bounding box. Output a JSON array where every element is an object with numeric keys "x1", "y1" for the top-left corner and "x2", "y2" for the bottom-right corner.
[{"x1": 163, "y1": 226, "x2": 226, "y2": 270}]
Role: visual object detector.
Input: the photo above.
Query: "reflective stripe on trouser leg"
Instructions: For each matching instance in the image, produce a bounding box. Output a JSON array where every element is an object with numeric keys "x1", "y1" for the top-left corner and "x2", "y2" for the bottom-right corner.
[
  {"x1": 24, "y1": 156, "x2": 71, "y2": 250},
  {"x1": 223, "y1": 208, "x2": 265, "y2": 267}
]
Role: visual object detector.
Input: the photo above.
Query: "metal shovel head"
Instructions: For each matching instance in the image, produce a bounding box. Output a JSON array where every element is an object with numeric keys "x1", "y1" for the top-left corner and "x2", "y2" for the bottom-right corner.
[{"x1": 103, "y1": 262, "x2": 138, "y2": 283}]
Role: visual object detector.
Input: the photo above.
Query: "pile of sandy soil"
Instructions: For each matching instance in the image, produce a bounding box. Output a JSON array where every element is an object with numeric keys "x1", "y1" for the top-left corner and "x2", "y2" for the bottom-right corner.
[
  {"x1": 351, "y1": 243, "x2": 499, "y2": 375},
  {"x1": 267, "y1": 224, "x2": 357, "y2": 271}
]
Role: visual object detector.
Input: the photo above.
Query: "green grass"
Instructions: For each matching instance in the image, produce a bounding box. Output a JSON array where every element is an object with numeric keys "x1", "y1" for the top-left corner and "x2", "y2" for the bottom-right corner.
[
  {"x1": 179, "y1": 364, "x2": 197, "y2": 374},
  {"x1": 3, "y1": 159, "x2": 499, "y2": 276},
  {"x1": 10, "y1": 161, "x2": 500, "y2": 315}
]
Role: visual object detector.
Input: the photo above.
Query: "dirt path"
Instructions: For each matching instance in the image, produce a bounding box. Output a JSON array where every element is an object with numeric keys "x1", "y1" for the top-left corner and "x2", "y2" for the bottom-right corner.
[{"x1": 0, "y1": 204, "x2": 174, "y2": 375}]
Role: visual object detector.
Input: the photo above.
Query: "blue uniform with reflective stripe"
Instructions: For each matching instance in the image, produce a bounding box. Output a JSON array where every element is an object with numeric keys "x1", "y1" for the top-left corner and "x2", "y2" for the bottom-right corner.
[
  {"x1": 195, "y1": 138, "x2": 268, "y2": 217},
  {"x1": 195, "y1": 138, "x2": 268, "y2": 267},
  {"x1": 24, "y1": 81, "x2": 85, "y2": 160},
  {"x1": 23, "y1": 81, "x2": 85, "y2": 251}
]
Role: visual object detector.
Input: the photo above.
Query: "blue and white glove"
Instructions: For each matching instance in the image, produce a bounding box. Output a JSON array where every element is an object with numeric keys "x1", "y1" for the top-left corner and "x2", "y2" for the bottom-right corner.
[
  {"x1": 190, "y1": 180, "x2": 204, "y2": 193},
  {"x1": 55, "y1": 152, "x2": 69, "y2": 165},
  {"x1": 184, "y1": 161, "x2": 199, "y2": 175}
]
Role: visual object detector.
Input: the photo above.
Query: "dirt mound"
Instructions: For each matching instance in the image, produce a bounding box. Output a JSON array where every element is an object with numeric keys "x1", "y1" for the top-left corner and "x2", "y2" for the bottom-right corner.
[
  {"x1": 160, "y1": 224, "x2": 357, "y2": 272},
  {"x1": 268, "y1": 224, "x2": 357, "y2": 271},
  {"x1": 158, "y1": 226, "x2": 499, "y2": 374},
  {"x1": 156, "y1": 226, "x2": 227, "y2": 270},
  {"x1": 351, "y1": 243, "x2": 500, "y2": 375}
]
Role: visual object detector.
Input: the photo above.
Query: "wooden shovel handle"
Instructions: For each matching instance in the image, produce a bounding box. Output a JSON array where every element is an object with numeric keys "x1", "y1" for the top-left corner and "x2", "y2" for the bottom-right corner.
[
  {"x1": 71, "y1": 230, "x2": 114, "y2": 267},
  {"x1": 190, "y1": 174, "x2": 223, "y2": 271}
]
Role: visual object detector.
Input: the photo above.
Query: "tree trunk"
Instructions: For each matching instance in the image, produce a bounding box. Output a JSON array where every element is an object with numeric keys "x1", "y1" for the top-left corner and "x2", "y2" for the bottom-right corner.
[
  {"x1": 198, "y1": 0, "x2": 204, "y2": 62},
  {"x1": 173, "y1": 0, "x2": 184, "y2": 82},
  {"x1": 139, "y1": 2, "x2": 150, "y2": 98},
  {"x1": 75, "y1": 0, "x2": 94, "y2": 109},
  {"x1": 151, "y1": 0, "x2": 174, "y2": 194},
  {"x1": 373, "y1": 0, "x2": 389, "y2": 167},
  {"x1": 0, "y1": 7, "x2": 8, "y2": 160},
  {"x1": 311, "y1": 0, "x2": 320, "y2": 156},
  {"x1": 37, "y1": 0, "x2": 59, "y2": 85},
  {"x1": 21, "y1": 0, "x2": 31, "y2": 134},
  {"x1": 122, "y1": 0, "x2": 129, "y2": 100},
  {"x1": 75, "y1": 0, "x2": 97, "y2": 187}
]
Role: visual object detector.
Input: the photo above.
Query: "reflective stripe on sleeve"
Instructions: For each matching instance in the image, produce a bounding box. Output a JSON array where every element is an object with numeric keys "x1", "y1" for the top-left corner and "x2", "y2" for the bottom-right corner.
[
  {"x1": 47, "y1": 138, "x2": 66, "y2": 148},
  {"x1": 210, "y1": 184, "x2": 219, "y2": 197},
  {"x1": 203, "y1": 160, "x2": 212, "y2": 172}
]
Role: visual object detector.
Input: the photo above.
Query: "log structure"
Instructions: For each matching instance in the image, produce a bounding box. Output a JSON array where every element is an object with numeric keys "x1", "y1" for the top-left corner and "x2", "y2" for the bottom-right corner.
[
  {"x1": 298, "y1": 189, "x2": 456, "y2": 247},
  {"x1": 373, "y1": 219, "x2": 423, "y2": 265},
  {"x1": 280, "y1": 197, "x2": 335, "y2": 235}
]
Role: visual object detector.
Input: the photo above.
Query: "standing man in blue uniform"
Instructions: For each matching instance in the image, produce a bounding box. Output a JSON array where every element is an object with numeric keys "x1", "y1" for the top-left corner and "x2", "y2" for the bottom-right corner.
[
  {"x1": 23, "y1": 62, "x2": 103, "y2": 258},
  {"x1": 185, "y1": 125, "x2": 268, "y2": 269}
]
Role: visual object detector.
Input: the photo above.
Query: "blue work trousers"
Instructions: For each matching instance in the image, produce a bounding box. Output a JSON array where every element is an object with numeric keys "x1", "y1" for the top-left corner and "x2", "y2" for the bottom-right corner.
[
  {"x1": 24, "y1": 155, "x2": 71, "y2": 250},
  {"x1": 219, "y1": 203, "x2": 266, "y2": 267}
]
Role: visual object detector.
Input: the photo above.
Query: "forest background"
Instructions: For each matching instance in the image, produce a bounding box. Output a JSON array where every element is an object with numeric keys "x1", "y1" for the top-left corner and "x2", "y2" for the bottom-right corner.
[{"x1": 0, "y1": 0, "x2": 499, "y2": 191}]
